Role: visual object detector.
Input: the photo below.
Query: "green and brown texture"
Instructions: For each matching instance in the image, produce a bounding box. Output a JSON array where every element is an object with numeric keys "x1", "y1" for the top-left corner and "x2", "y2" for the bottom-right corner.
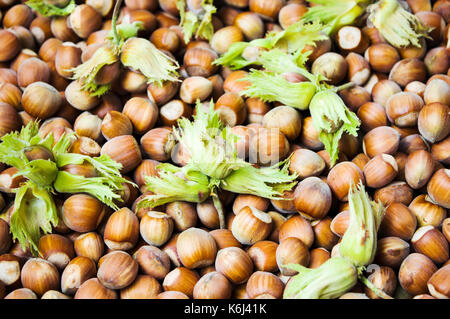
[
  {"x1": 137, "y1": 101, "x2": 298, "y2": 229},
  {"x1": 301, "y1": 0, "x2": 431, "y2": 47},
  {"x1": 176, "y1": 0, "x2": 217, "y2": 43},
  {"x1": 214, "y1": 19, "x2": 361, "y2": 166},
  {"x1": 68, "y1": 0, "x2": 179, "y2": 96},
  {"x1": 235, "y1": 48, "x2": 360, "y2": 167},
  {"x1": 214, "y1": 0, "x2": 431, "y2": 166},
  {"x1": 25, "y1": 0, "x2": 76, "y2": 17},
  {"x1": 0, "y1": 122, "x2": 131, "y2": 254},
  {"x1": 283, "y1": 183, "x2": 389, "y2": 299}
]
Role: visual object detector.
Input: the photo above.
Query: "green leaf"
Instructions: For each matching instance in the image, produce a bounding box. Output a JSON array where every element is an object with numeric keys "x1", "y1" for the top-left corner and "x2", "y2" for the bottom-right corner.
[
  {"x1": 54, "y1": 153, "x2": 132, "y2": 209},
  {"x1": 283, "y1": 257, "x2": 358, "y2": 299},
  {"x1": 69, "y1": 46, "x2": 119, "y2": 97},
  {"x1": 181, "y1": 11, "x2": 200, "y2": 43},
  {"x1": 257, "y1": 49, "x2": 322, "y2": 84},
  {"x1": 82, "y1": 83, "x2": 112, "y2": 97},
  {"x1": 120, "y1": 37, "x2": 180, "y2": 85},
  {"x1": 25, "y1": 0, "x2": 75, "y2": 17},
  {"x1": 309, "y1": 90, "x2": 360, "y2": 167},
  {"x1": 10, "y1": 181, "x2": 58, "y2": 255},
  {"x1": 173, "y1": 101, "x2": 248, "y2": 179},
  {"x1": 339, "y1": 182, "x2": 385, "y2": 267},
  {"x1": 267, "y1": 20, "x2": 328, "y2": 54},
  {"x1": 106, "y1": 17, "x2": 145, "y2": 53},
  {"x1": 177, "y1": 0, "x2": 216, "y2": 43},
  {"x1": 53, "y1": 171, "x2": 123, "y2": 210},
  {"x1": 51, "y1": 132, "x2": 75, "y2": 157},
  {"x1": 196, "y1": 3, "x2": 216, "y2": 41},
  {"x1": 220, "y1": 158, "x2": 298, "y2": 200},
  {"x1": 0, "y1": 122, "x2": 42, "y2": 169},
  {"x1": 367, "y1": 0, "x2": 432, "y2": 48},
  {"x1": 241, "y1": 69, "x2": 317, "y2": 110},
  {"x1": 138, "y1": 164, "x2": 212, "y2": 209},
  {"x1": 18, "y1": 159, "x2": 58, "y2": 189},
  {"x1": 213, "y1": 38, "x2": 273, "y2": 69},
  {"x1": 302, "y1": 0, "x2": 368, "y2": 35}
]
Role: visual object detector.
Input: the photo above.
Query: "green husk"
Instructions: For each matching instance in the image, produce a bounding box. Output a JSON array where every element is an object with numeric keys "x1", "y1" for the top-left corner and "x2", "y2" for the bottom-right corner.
[
  {"x1": 339, "y1": 182, "x2": 385, "y2": 267},
  {"x1": 137, "y1": 164, "x2": 212, "y2": 209},
  {"x1": 213, "y1": 20, "x2": 327, "y2": 69},
  {"x1": 367, "y1": 0, "x2": 432, "y2": 48},
  {"x1": 18, "y1": 159, "x2": 58, "y2": 190},
  {"x1": 302, "y1": 0, "x2": 369, "y2": 35},
  {"x1": 266, "y1": 19, "x2": 328, "y2": 54},
  {"x1": 309, "y1": 90, "x2": 360, "y2": 167},
  {"x1": 256, "y1": 49, "x2": 324, "y2": 84},
  {"x1": 0, "y1": 122, "x2": 42, "y2": 169},
  {"x1": 177, "y1": 0, "x2": 217, "y2": 43},
  {"x1": 212, "y1": 40, "x2": 271, "y2": 69},
  {"x1": 241, "y1": 69, "x2": 317, "y2": 110},
  {"x1": 25, "y1": 0, "x2": 75, "y2": 17},
  {"x1": 120, "y1": 37, "x2": 180, "y2": 85},
  {"x1": 54, "y1": 153, "x2": 132, "y2": 209},
  {"x1": 54, "y1": 171, "x2": 122, "y2": 210},
  {"x1": 0, "y1": 122, "x2": 132, "y2": 254},
  {"x1": 173, "y1": 101, "x2": 248, "y2": 180},
  {"x1": 196, "y1": 2, "x2": 217, "y2": 41},
  {"x1": 220, "y1": 158, "x2": 297, "y2": 200},
  {"x1": 10, "y1": 181, "x2": 58, "y2": 255},
  {"x1": 69, "y1": 46, "x2": 119, "y2": 97},
  {"x1": 139, "y1": 103, "x2": 299, "y2": 228},
  {"x1": 106, "y1": 19, "x2": 144, "y2": 53},
  {"x1": 283, "y1": 257, "x2": 358, "y2": 299}
]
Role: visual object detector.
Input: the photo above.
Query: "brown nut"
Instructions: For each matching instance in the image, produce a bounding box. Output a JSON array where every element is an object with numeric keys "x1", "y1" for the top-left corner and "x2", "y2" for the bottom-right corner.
[
  {"x1": 97, "y1": 251, "x2": 138, "y2": 290},
  {"x1": 246, "y1": 271, "x2": 284, "y2": 299},
  {"x1": 62, "y1": 194, "x2": 105, "y2": 232},
  {"x1": 193, "y1": 271, "x2": 232, "y2": 299},
  {"x1": 61, "y1": 256, "x2": 96, "y2": 295},
  {"x1": 412, "y1": 226, "x2": 449, "y2": 264},
  {"x1": 262, "y1": 105, "x2": 302, "y2": 141},
  {"x1": 247, "y1": 240, "x2": 278, "y2": 273},
  {"x1": 120, "y1": 274, "x2": 162, "y2": 299},
  {"x1": 100, "y1": 135, "x2": 142, "y2": 174},
  {"x1": 74, "y1": 232, "x2": 104, "y2": 262},
  {"x1": 74, "y1": 278, "x2": 117, "y2": 299},
  {"x1": 363, "y1": 126, "x2": 400, "y2": 158},
  {"x1": 21, "y1": 258, "x2": 60, "y2": 297},
  {"x1": 427, "y1": 169, "x2": 450, "y2": 209},
  {"x1": 103, "y1": 207, "x2": 139, "y2": 251},
  {"x1": 231, "y1": 206, "x2": 272, "y2": 245},
  {"x1": 327, "y1": 161, "x2": 364, "y2": 201},
  {"x1": 398, "y1": 253, "x2": 437, "y2": 296},
  {"x1": 374, "y1": 181, "x2": 413, "y2": 206},
  {"x1": 380, "y1": 203, "x2": 417, "y2": 241},
  {"x1": 293, "y1": 177, "x2": 332, "y2": 220},
  {"x1": 363, "y1": 154, "x2": 398, "y2": 188},
  {"x1": 278, "y1": 215, "x2": 314, "y2": 248},
  {"x1": 276, "y1": 237, "x2": 309, "y2": 276},
  {"x1": 38, "y1": 234, "x2": 75, "y2": 270},
  {"x1": 22, "y1": 82, "x2": 62, "y2": 119},
  {"x1": 215, "y1": 247, "x2": 253, "y2": 284},
  {"x1": 177, "y1": 227, "x2": 217, "y2": 269},
  {"x1": 418, "y1": 102, "x2": 450, "y2": 144},
  {"x1": 375, "y1": 236, "x2": 410, "y2": 268},
  {"x1": 427, "y1": 264, "x2": 450, "y2": 299},
  {"x1": 162, "y1": 267, "x2": 200, "y2": 298},
  {"x1": 385, "y1": 92, "x2": 424, "y2": 128},
  {"x1": 389, "y1": 58, "x2": 427, "y2": 87},
  {"x1": 140, "y1": 211, "x2": 174, "y2": 247},
  {"x1": 133, "y1": 245, "x2": 170, "y2": 280}
]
